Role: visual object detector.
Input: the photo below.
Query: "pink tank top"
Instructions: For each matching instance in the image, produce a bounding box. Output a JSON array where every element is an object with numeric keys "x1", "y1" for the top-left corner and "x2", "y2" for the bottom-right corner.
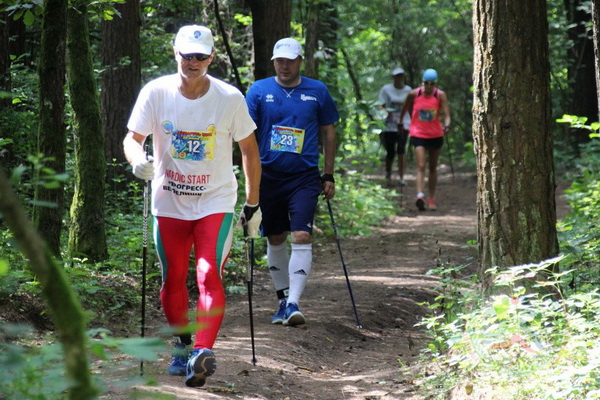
[{"x1": 409, "y1": 88, "x2": 443, "y2": 139}]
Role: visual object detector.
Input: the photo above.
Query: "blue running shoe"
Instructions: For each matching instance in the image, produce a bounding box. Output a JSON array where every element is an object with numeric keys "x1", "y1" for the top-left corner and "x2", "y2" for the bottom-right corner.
[
  {"x1": 271, "y1": 299, "x2": 287, "y2": 324},
  {"x1": 283, "y1": 302, "x2": 305, "y2": 326},
  {"x1": 185, "y1": 348, "x2": 216, "y2": 387},
  {"x1": 167, "y1": 342, "x2": 189, "y2": 376}
]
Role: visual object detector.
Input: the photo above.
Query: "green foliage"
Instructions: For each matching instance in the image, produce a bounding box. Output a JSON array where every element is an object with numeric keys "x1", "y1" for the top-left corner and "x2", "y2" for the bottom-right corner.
[
  {"x1": 0, "y1": 108, "x2": 38, "y2": 172},
  {"x1": 0, "y1": 325, "x2": 164, "y2": 400},
  {"x1": 413, "y1": 128, "x2": 600, "y2": 398},
  {"x1": 3, "y1": 0, "x2": 43, "y2": 26},
  {"x1": 557, "y1": 115, "x2": 600, "y2": 279},
  {"x1": 315, "y1": 166, "x2": 399, "y2": 238},
  {"x1": 415, "y1": 257, "x2": 600, "y2": 399},
  {"x1": 557, "y1": 114, "x2": 600, "y2": 138}
]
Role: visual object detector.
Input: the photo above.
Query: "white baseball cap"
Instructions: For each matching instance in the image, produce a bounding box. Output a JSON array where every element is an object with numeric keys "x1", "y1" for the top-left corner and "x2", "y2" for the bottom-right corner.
[
  {"x1": 174, "y1": 25, "x2": 213, "y2": 55},
  {"x1": 271, "y1": 38, "x2": 303, "y2": 60},
  {"x1": 392, "y1": 67, "x2": 405, "y2": 76}
]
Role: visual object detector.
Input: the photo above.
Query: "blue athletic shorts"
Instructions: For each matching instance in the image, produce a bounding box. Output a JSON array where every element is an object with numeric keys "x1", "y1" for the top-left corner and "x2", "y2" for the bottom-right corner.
[
  {"x1": 410, "y1": 136, "x2": 444, "y2": 150},
  {"x1": 259, "y1": 167, "x2": 322, "y2": 236}
]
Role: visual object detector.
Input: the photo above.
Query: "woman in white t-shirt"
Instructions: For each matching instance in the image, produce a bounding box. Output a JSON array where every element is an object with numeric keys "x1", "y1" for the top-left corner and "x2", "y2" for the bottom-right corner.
[
  {"x1": 123, "y1": 25, "x2": 261, "y2": 388},
  {"x1": 378, "y1": 67, "x2": 412, "y2": 186}
]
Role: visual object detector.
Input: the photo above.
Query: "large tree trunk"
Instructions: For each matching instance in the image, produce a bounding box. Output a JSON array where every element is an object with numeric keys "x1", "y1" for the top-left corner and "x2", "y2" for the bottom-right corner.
[
  {"x1": 472, "y1": 0, "x2": 558, "y2": 288},
  {"x1": 247, "y1": 0, "x2": 292, "y2": 80},
  {"x1": 0, "y1": 166, "x2": 99, "y2": 400},
  {"x1": 33, "y1": 0, "x2": 68, "y2": 256},
  {"x1": 66, "y1": 0, "x2": 108, "y2": 262},
  {"x1": 101, "y1": 0, "x2": 141, "y2": 182}
]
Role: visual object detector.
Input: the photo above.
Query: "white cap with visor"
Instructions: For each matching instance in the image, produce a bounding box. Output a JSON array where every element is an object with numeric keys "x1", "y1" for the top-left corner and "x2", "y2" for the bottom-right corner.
[{"x1": 271, "y1": 38, "x2": 303, "y2": 60}]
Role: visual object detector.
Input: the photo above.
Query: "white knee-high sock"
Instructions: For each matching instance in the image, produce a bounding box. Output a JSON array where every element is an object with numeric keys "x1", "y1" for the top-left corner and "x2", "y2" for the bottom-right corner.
[
  {"x1": 267, "y1": 241, "x2": 290, "y2": 297},
  {"x1": 287, "y1": 243, "x2": 312, "y2": 306}
]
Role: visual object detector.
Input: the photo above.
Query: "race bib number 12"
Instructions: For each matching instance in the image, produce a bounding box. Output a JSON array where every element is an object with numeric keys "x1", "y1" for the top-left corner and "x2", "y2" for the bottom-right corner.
[{"x1": 171, "y1": 129, "x2": 215, "y2": 161}]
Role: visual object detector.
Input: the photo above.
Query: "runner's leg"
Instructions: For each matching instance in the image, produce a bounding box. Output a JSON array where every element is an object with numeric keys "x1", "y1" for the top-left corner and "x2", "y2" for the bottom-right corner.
[
  {"x1": 192, "y1": 213, "x2": 233, "y2": 350},
  {"x1": 154, "y1": 217, "x2": 194, "y2": 333},
  {"x1": 428, "y1": 147, "x2": 442, "y2": 200}
]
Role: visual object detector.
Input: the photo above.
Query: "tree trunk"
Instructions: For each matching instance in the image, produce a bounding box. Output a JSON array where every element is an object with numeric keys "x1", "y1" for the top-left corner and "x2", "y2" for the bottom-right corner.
[
  {"x1": 247, "y1": 0, "x2": 292, "y2": 80},
  {"x1": 591, "y1": 0, "x2": 600, "y2": 121},
  {"x1": 66, "y1": 0, "x2": 108, "y2": 262},
  {"x1": 0, "y1": 12, "x2": 10, "y2": 108},
  {"x1": 33, "y1": 0, "x2": 68, "y2": 256},
  {"x1": 0, "y1": 166, "x2": 99, "y2": 400},
  {"x1": 303, "y1": 0, "x2": 320, "y2": 79},
  {"x1": 101, "y1": 0, "x2": 141, "y2": 183},
  {"x1": 564, "y1": 0, "x2": 598, "y2": 151},
  {"x1": 472, "y1": 0, "x2": 558, "y2": 288}
]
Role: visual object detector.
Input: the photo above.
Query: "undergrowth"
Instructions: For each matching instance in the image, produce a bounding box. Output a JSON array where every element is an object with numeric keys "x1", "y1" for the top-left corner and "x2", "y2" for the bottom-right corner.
[{"x1": 412, "y1": 127, "x2": 600, "y2": 399}]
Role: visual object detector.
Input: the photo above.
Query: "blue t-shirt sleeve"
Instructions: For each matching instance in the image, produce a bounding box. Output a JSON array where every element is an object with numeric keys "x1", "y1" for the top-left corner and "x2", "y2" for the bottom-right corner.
[
  {"x1": 245, "y1": 84, "x2": 260, "y2": 122},
  {"x1": 317, "y1": 83, "x2": 339, "y2": 126}
]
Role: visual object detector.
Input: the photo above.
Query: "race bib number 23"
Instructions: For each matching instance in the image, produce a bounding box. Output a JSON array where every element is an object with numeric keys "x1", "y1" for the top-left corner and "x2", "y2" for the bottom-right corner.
[{"x1": 270, "y1": 125, "x2": 305, "y2": 154}]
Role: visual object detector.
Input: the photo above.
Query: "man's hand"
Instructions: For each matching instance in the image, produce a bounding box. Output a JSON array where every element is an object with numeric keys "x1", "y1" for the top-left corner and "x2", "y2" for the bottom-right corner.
[
  {"x1": 132, "y1": 156, "x2": 154, "y2": 181},
  {"x1": 321, "y1": 173, "x2": 335, "y2": 200},
  {"x1": 239, "y1": 203, "x2": 262, "y2": 238}
]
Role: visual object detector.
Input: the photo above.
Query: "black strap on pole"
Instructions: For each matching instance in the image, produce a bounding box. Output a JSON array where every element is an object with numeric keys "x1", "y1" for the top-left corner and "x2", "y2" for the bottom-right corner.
[
  {"x1": 326, "y1": 200, "x2": 362, "y2": 328},
  {"x1": 244, "y1": 227, "x2": 257, "y2": 365}
]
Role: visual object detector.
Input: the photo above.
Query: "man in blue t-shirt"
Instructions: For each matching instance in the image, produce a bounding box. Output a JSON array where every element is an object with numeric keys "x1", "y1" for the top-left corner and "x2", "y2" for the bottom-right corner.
[{"x1": 246, "y1": 37, "x2": 339, "y2": 326}]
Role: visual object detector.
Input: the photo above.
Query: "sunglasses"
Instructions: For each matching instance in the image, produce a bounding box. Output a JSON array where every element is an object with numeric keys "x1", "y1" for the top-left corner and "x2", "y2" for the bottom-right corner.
[
  {"x1": 179, "y1": 52, "x2": 211, "y2": 62},
  {"x1": 424, "y1": 81, "x2": 436, "y2": 86}
]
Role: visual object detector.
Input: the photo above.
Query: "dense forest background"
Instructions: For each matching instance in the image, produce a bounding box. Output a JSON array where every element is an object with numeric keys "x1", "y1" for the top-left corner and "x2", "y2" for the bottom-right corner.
[{"x1": 1, "y1": 0, "x2": 600, "y2": 399}]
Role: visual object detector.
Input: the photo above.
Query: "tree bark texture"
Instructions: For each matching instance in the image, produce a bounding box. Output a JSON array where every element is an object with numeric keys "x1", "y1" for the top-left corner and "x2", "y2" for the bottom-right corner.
[
  {"x1": 0, "y1": 166, "x2": 99, "y2": 400},
  {"x1": 34, "y1": 0, "x2": 68, "y2": 256},
  {"x1": 0, "y1": 12, "x2": 10, "y2": 108},
  {"x1": 101, "y1": 0, "x2": 141, "y2": 182},
  {"x1": 592, "y1": 0, "x2": 600, "y2": 121},
  {"x1": 67, "y1": 0, "x2": 108, "y2": 262},
  {"x1": 472, "y1": 0, "x2": 558, "y2": 285},
  {"x1": 247, "y1": 0, "x2": 292, "y2": 80}
]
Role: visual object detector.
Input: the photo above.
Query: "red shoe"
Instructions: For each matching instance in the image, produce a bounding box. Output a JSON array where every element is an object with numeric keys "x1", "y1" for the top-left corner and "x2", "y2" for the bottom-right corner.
[{"x1": 428, "y1": 198, "x2": 437, "y2": 211}]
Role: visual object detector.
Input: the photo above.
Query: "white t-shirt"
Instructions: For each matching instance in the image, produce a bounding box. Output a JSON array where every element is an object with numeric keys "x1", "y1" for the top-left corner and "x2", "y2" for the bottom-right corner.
[
  {"x1": 378, "y1": 83, "x2": 412, "y2": 131},
  {"x1": 127, "y1": 74, "x2": 257, "y2": 220}
]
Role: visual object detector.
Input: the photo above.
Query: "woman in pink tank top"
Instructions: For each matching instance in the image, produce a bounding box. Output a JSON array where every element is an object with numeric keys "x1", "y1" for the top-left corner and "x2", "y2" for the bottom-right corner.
[{"x1": 400, "y1": 69, "x2": 451, "y2": 211}]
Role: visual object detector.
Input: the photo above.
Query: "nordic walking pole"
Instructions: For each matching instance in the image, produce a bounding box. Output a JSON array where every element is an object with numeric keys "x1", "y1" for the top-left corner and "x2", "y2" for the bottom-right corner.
[
  {"x1": 446, "y1": 132, "x2": 455, "y2": 183},
  {"x1": 326, "y1": 200, "x2": 362, "y2": 328},
  {"x1": 140, "y1": 144, "x2": 151, "y2": 376},
  {"x1": 140, "y1": 171, "x2": 149, "y2": 376},
  {"x1": 243, "y1": 226, "x2": 257, "y2": 365}
]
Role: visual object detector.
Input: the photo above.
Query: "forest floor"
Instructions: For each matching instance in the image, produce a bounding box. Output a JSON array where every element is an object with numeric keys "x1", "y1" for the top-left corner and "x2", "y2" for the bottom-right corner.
[{"x1": 96, "y1": 163, "x2": 569, "y2": 400}]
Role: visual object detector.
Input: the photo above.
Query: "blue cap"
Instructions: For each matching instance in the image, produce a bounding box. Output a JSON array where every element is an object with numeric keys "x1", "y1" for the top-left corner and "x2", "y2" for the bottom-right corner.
[{"x1": 422, "y1": 68, "x2": 438, "y2": 82}]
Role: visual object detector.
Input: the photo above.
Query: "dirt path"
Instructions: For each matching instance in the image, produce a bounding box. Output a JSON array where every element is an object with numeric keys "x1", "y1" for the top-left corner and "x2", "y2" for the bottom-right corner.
[{"x1": 101, "y1": 165, "x2": 478, "y2": 399}]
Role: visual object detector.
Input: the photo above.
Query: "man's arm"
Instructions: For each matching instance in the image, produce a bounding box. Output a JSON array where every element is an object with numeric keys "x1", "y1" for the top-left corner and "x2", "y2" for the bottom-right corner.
[
  {"x1": 123, "y1": 131, "x2": 154, "y2": 181},
  {"x1": 238, "y1": 132, "x2": 261, "y2": 205},
  {"x1": 123, "y1": 131, "x2": 147, "y2": 163},
  {"x1": 320, "y1": 123, "x2": 336, "y2": 200}
]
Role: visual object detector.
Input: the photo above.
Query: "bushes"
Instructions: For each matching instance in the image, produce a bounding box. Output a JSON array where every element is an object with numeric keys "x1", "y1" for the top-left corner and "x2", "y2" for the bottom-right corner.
[{"x1": 413, "y1": 127, "x2": 600, "y2": 399}]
